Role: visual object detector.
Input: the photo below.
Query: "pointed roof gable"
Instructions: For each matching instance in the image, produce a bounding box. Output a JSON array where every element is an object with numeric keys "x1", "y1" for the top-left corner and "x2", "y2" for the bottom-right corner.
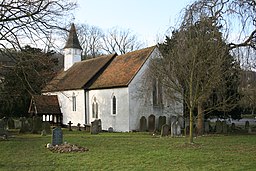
[
  {"x1": 28, "y1": 95, "x2": 61, "y2": 114},
  {"x1": 89, "y1": 46, "x2": 156, "y2": 89},
  {"x1": 42, "y1": 54, "x2": 117, "y2": 92},
  {"x1": 64, "y1": 23, "x2": 82, "y2": 50}
]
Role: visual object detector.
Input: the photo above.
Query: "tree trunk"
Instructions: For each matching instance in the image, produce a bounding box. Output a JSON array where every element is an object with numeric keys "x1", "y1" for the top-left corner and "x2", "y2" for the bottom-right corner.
[
  {"x1": 189, "y1": 107, "x2": 194, "y2": 144},
  {"x1": 197, "y1": 101, "x2": 204, "y2": 136}
]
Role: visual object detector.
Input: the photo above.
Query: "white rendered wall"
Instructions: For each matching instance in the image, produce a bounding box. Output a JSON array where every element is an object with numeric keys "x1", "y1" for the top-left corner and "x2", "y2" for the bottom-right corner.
[
  {"x1": 88, "y1": 88, "x2": 129, "y2": 132},
  {"x1": 64, "y1": 48, "x2": 82, "y2": 71},
  {"x1": 44, "y1": 89, "x2": 85, "y2": 126}
]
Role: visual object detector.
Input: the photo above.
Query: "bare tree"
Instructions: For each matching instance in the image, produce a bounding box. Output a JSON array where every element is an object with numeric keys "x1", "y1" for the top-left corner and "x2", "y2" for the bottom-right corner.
[
  {"x1": 0, "y1": 0, "x2": 76, "y2": 52},
  {"x1": 101, "y1": 27, "x2": 143, "y2": 55},
  {"x1": 76, "y1": 24, "x2": 103, "y2": 59}
]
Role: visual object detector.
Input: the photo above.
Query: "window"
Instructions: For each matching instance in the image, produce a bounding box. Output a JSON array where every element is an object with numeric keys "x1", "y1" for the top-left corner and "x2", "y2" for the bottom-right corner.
[
  {"x1": 92, "y1": 97, "x2": 98, "y2": 118},
  {"x1": 112, "y1": 96, "x2": 116, "y2": 115},
  {"x1": 152, "y1": 79, "x2": 163, "y2": 106},
  {"x1": 72, "y1": 93, "x2": 76, "y2": 111}
]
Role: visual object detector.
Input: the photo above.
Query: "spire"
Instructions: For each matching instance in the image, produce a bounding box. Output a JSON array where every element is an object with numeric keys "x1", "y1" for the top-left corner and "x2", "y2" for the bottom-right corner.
[{"x1": 64, "y1": 23, "x2": 82, "y2": 50}]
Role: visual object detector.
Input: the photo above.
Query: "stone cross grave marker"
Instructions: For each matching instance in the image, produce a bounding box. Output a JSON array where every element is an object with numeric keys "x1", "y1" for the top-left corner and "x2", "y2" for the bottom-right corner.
[
  {"x1": 68, "y1": 121, "x2": 73, "y2": 131},
  {"x1": 52, "y1": 127, "x2": 63, "y2": 146},
  {"x1": 161, "y1": 124, "x2": 170, "y2": 137},
  {"x1": 139, "y1": 116, "x2": 147, "y2": 132},
  {"x1": 148, "y1": 114, "x2": 155, "y2": 132},
  {"x1": 158, "y1": 116, "x2": 166, "y2": 131}
]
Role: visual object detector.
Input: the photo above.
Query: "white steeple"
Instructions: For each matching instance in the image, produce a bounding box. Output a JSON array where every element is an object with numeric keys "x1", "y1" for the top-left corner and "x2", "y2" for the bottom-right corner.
[{"x1": 63, "y1": 23, "x2": 82, "y2": 71}]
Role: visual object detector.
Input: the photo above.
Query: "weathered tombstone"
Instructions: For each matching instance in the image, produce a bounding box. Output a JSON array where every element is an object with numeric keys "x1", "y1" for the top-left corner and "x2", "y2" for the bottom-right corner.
[
  {"x1": 42, "y1": 122, "x2": 51, "y2": 134},
  {"x1": 216, "y1": 120, "x2": 222, "y2": 133},
  {"x1": 91, "y1": 120, "x2": 99, "y2": 134},
  {"x1": 204, "y1": 121, "x2": 210, "y2": 134},
  {"x1": 31, "y1": 116, "x2": 42, "y2": 134},
  {"x1": 7, "y1": 118, "x2": 15, "y2": 129},
  {"x1": 19, "y1": 117, "x2": 31, "y2": 133},
  {"x1": 222, "y1": 121, "x2": 228, "y2": 134},
  {"x1": 52, "y1": 127, "x2": 63, "y2": 146},
  {"x1": 176, "y1": 122, "x2": 182, "y2": 136},
  {"x1": 139, "y1": 116, "x2": 147, "y2": 132},
  {"x1": 98, "y1": 119, "x2": 102, "y2": 132},
  {"x1": 171, "y1": 121, "x2": 177, "y2": 137},
  {"x1": 177, "y1": 116, "x2": 184, "y2": 129},
  {"x1": 231, "y1": 123, "x2": 236, "y2": 132},
  {"x1": 108, "y1": 127, "x2": 114, "y2": 133},
  {"x1": 158, "y1": 116, "x2": 166, "y2": 131},
  {"x1": 245, "y1": 121, "x2": 250, "y2": 130},
  {"x1": 148, "y1": 114, "x2": 155, "y2": 132},
  {"x1": 68, "y1": 121, "x2": 73, "y2": 131},
  {"x1": 161, "y1": 124, "x2": 170, "y2": 137}
]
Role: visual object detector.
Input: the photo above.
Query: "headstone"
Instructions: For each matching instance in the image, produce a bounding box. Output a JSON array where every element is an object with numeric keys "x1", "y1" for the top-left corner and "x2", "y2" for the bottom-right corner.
[
  {"x1": 19, "y1": 117, "x2": 31, "y2": 133},
  {"x1": 245, "y1": 121, "x2": 250, "y2": 130},
  {"x1": 98, "y1": 119, "x2": 102, "y2": 132},
  {"x1": 161, "y1": 124, "x2": 170, "y2": 137},
  {"x1": 170, "y1": 116, "x2": 177, "y2": 125},
  {"x1": 14, "y1": 119, "x2": 22, "y2": 129},
  {"x1": 52, "y1": 127, "x2": 63, "y2": 146},
  {"x1": 139, "y1": 116, "x2": 147, "y2": 132},
  {"x1": 204, "y1": 121, "x2": 210, "y2": 134},
  {"x1": 171, "y1": 121, "x2": 176, "y2": 137},
  {"x1": 216, "y1": 120, "x2": 222, "y2": 133},
  {"x1": 42, "y1": 122, "x2": 51, "y2": 134},
  {"x1": 68, "y1": 121, "x2": 73, "y2": 131},
  {"x1": 31, "y1": 116, "x2": 42, "y2": 134},
  {"x1": 158, "y1": 116, "x2": 166, "y2": 131},
  {"x1": 7, "y1": 118, "x2": 15, "y2": 129},
  {"x1": 77, "y1": 123, "x2": 81, "y2": 131},
  {"x1": 222, "y1": 121, "x2": 228, "y2": 134},
  {"x1": 148, "y1": 114, "x2": 155, "y2": 132},
  {"x1": 176, "y1": 122, "x2": 182, "y2": 136},
  {"x1": 177, "y1": 116, "x2": 184, "y2": 129},
  {"x1": 108, "y1": 127, "x2": 113, "y2": 133},
  {"x1": 91, "y1": 120, "x2": 99, "y2": 134}
]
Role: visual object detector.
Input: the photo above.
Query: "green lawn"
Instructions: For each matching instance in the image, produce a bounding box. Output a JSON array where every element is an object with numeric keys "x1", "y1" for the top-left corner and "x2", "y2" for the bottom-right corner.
[{"x1": 0, "y1": 130, "x2": 255, "y2": 171}]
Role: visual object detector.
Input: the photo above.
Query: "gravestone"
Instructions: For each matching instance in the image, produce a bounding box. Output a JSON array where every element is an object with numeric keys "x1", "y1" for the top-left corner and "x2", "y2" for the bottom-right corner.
[
  {"x1": 14, "y1": 119, "x2": 22, "y2": 129},
  {"x1": 108, "y1": 127, "x2": 114, "y2": 133},
  {"x1": 176, "y1": 122, "x2": 182, "y2": 136},
  {"x1": 148, "y1": 114, "x2": 155, "y2": 132},
  {"x1": 31, "y1": 116, "x2": 42, "y2": 134},
  {"x1": 42, "y1": 122, "x2": 51, "y2": 134},
  {"x1": 222, "y1": 121, "x2": 228, "y2": 134},
  {"x1": 139, "y1": 116, "x2": 147, "y2": 132},
  {"x1": 91, "y1": 120, "x2": 99, "y2": 134},
  {"x1": 98, "y1": 119, "x2": 102, "y2": 132},
  {"x1": 19, "y1": 117, "x2": 31, "y2": 133},
  {"x1": 7, "y1": 118, "x2": 15, "y2": 129},
  {"x1": 77, "y1": 123, "x2": 81, "y2": 131},
  {"x1": 170, "y1": 116, "x2": 177, "y2": 126},
  {"x1": 158, "y1": 116, "x2": 166, "y2": 131},
  {"x1": 52, "y1": 127, "x2": 63, "y2": 146},
  {"x1": 245, "y1": 121, "x2": 250, "y2": 130},
  {"x1": 204, "y1": 121, "x2": 210, "y2": 134},
  {"x1": 171, "y1": 121, "x2": 177, "y2": 137},
  {"x1": 216, "y1": 120, "x2": 222, "y2": 133},
  {"x1": 161, "y1": 124, "x2": 170, "y2": 137},
  {"x1": 177, "y1": 116, "x2": 184, "y2": 129},
  {"x1": 68, "y1": 121, "x2": 73, "y2": 131}
]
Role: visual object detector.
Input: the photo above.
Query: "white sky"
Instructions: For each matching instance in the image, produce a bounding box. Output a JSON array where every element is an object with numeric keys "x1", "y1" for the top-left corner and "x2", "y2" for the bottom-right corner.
[{"x1": 74, "y1": 0, "x2": 193, "y2": 46}]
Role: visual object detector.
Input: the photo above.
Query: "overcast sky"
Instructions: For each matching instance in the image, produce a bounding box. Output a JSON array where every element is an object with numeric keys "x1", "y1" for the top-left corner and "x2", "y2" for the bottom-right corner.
[{"x1": 74, "y1": 0, "x2": 193, "y2": 45}]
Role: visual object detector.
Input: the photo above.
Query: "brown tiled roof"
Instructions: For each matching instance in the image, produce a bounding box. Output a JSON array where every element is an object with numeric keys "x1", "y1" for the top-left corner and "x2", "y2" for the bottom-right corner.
[
  {"x1": 42, "y1": 54, "x2": 117, "y2": 92},
  {"x1": 28, "y1": 95, "x2": 61, "y2": 114},
  {"x1": 64, "y1": 23, "x2": 82, "y2": 50},
  {"x1": 89, "y1": 46, "x2": 156, "y2": 89}
]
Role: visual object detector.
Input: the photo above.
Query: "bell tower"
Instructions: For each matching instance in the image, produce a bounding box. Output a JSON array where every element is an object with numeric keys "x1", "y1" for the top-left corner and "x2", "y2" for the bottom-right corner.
[{"x1": 63, "y1": 23, "x2": 82, "y2": 71}]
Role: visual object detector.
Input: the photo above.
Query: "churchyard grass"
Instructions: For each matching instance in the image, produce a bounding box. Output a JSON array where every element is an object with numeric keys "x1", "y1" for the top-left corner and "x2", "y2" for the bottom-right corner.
[{"x1": 0, "y1": 130, "x2": 255, "y2": 171}]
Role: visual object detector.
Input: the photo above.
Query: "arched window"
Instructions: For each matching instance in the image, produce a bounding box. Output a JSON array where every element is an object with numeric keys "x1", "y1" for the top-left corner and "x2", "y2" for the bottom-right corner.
[
  {"x1": 112, "y1": 96, "x2": 116, "y2": 115},
  {"x1": 92, "y1": 97, "x2": 98, "y2": 118},
  {"x1": 72, "y1": 93, "x2": 76, "y2": 111}
]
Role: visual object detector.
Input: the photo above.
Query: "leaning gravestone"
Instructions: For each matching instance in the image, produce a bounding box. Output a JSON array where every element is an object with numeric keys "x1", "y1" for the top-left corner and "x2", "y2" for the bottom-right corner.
[
  {"x1": 222, "y1": 121, "x2": 228, "y2": 134},
  {"x1": 148, "y1": 114, "x2": 155, "y2": 132},
  {"x1": 91, "y1": 120, "x2": 99, "y2": 134},
  {"x1": 161, "y1": 124, "x2": 170, "y2": 137},
  {"x1": 158, "y1": 116, "x2": 166, "y2": 131},
  {"x1": 52, "y1": 127, "x2": 63, "y2": 146},
  {"x1": 216, "y1": 120, "x2": 222, "y2": 133},
  {"x1": 139, "y1": 116, "x2": 147, "y2": 132}
]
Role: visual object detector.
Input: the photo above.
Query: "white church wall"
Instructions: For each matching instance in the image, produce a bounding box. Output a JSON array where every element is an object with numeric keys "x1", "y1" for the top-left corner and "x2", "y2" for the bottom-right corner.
[
  {"x1": 88, "y1": 88, "x2": 130, "y2": 132},
  {"x1": 44, "y1": 89, "x2": 85, "y2": 126}
]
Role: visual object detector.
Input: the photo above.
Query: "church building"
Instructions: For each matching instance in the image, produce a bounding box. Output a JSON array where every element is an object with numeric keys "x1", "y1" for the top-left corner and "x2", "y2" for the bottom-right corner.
[{"x1": 41, "y1": 24, "x2": 183, "y2": 132}]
